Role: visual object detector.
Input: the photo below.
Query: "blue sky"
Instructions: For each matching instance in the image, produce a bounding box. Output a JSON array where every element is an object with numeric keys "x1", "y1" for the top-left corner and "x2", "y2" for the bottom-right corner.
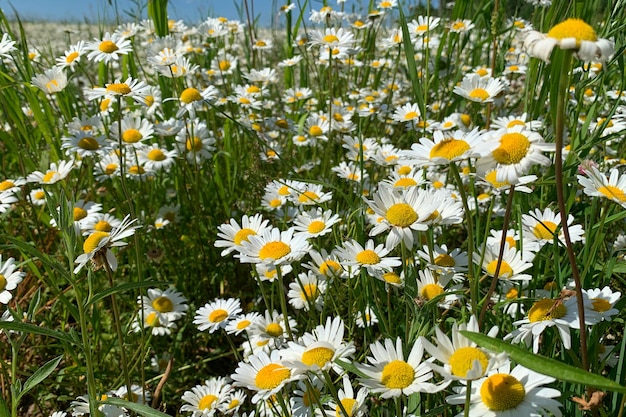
[{"x1": 0, "y1": 0, "x2": 371, "y2": 26}]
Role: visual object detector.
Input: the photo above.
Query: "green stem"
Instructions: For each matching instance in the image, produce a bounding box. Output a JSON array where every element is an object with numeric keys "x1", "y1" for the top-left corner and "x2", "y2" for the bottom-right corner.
[
  {"x1": 275, "y1": 266, "x2": 293, "y2": 339},
  {"x1": 76, "y1": 270, "x2": 99, "y2": 416},
  {"x1": 464, "y1": 380, "x2": 472, "y2": 417}
]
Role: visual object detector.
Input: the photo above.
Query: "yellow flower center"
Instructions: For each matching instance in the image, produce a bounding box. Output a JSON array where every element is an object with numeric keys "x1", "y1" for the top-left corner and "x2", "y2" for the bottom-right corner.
[
  {"x1": 234, "y1": 228, "x2": 256, "y2": 245},
  {"x1": 73, "y1": 207, "x2": 88, "y2": 221},
  {"x1": 397, "y1": 165, "x2": 412, "y2": 175},
  {"x1": 480, "y1": 373, "x2": 525, "y2": 411},
  {"x1": 421, "y1": 283, "x2": 444, "y2": 300},
  {"x1": 258, "y1": 241, "x2": 291, "y2": 261},
  {"x1": 449, "y1": 346, "x2": 489, "y2": 378},
  {"x1": 83, "y1": 231, "x2": 109, "y2": 253},
  {"x1": 144, "y1": 95, "x2": 155, "y2": 107},
  {"x1": 416, "y1": 24, "x2": 428, "y2": 32},
  {"x1": 0, "y1": 180, "x2": 15, "y2": 191},
  {"x1": 94, "y1": 220, "x2": 112, "y2": 232},
  {"x1": 429, "y1": 139, "x2": 470, "y2": 160},
  {"x1": 383, "y1": 272, "x2": 402, "y2": 284},
  {"x1": 219, "y1": 60, "x2": 231, "y2": 71},
  {"x1": 198, "y1": 394, "x2": 218, "y2": 410},
  {"x1": 323, "y1": 34, "x2": 339, "y2": 44},
  {"x1": 533, "y1": 221, "x2": 558, "y2": 240},
  {"x1": 128, "y1": 165, "x2": 144, "y2": 175},
  {"x1": 469, "y1": 88, "x2": 490, "y2": 101},
  {"x1": 309, "y1": 125, "x2": 323, "y2": 136},
  {"x1": 598, "y1": 185, "x2": 626, "y2": 202},
  {"x1": 209, "y1": 308, "x2": 228, "y2": 323},
  {"x1": 492, "y1": 132, "x2": 530, "y2": 165},
  {"x1": 486, "y1": 260, "x2": 513, "y2": 278},
  {"x1": 99, "y1": 40, "x2": 119, "y2": 53},
  {"x1": 146, "y1": 311, "x2": 160, "y2": 326},
  {"x1": 394, "y1": 177, "x2": 418, "y2": 188},
  {"x1": 381, "y1": 360, "x2": 414, "y2": 389},
  {"x1": 122, "y1": 128, "x2": 143, "y2": 143},
  {"x1": 403, "y1": 111, "x2": 419, "y2": 120},
  {"x1": 592, "y1": 298, "x2": 611, "y2": 312},
  {"x1": 46, "y1": 80, "x2": 59, "y2": 91},
  {"x1": 298, "y1": 191, "x2": 320, "y2": 203},
  {"x1": 106, "y1": 83, "x2": 131, "y2": 95},
  {"x1": 355, "y1": 249, "x2": 380, "y2": 265},
  {"x1": 300, "y1": 284, "x2": 319, "y2": 301},
  {"x1": 507, "y1": 120, "x2": 526, "y2": 128},
  {"x1": 506, "y1": 287, "x2": 519, "y2": 299},
  {"x1": 434, "y1": 253, "x2": 456, "y2": 267},
  {"x1": 42, "y1": 171, "x2": 57, "y2": 183},
  {"x1": 265, "y1": 322, "x2": 283, "y2": 337},
  {"x1": 302, "y1": 346, "x2": 335, "y2": 367},
  {"x1": 236, "y1": 319, "x2": 251, "y2": 330},
  {"x1": 100, "y1": 98, "x2": 111, "y2": 112},
  {"x1": 307, "y1": 220, "x2": 326, "y2": 234},
  {"x1": 0, "y1": 274, "x2": 6, "y2": 291},
  {"x1": 269, "y1": 198, "x2": 282, "y2": 208},
  {"x1": 255, "y1": 363, "x2": 291, "y2": 390},
  {"x1": 180, "y1": 87, "x2": 202, "y2": 104},
  {"x1": 255, "y1": 40, "x2": 267, "y2": 47},
  {"x1": 186, "y1": 137, "x2": 203, "y2": 152},
  {"x1": 152, "y1": 296, "x2": 174, "y2": 313},
  {"x1": 66, "y1": 51, "x2": 79, "y2": 63},
  {"x1": 547, "y1": 18, "x2": 597, "y2": 42},
  {"x1": 485, "y1": 170, "x2": 509, "y2": 188},
  {"x1": 320, "y1": 260, "x2": 342, "y2": 276},
  {"x1": 78, "y1": 137, "x2": 99, "y2": 150},
  {"x1": 452, "y1": 21, "x2": 466, "y2": 30},
  {"x1": 528, "y1": 299, "x2": 567, "y2": 322},
  {"x1": 386, "y1": 203, "x2": 418, "y2": 227},
  {"x1": 336, "y1": 398, "x2": 357, "y2": 417},
  {"x1": 147, "y1": 149, "x2": 166, "y2": 161}
]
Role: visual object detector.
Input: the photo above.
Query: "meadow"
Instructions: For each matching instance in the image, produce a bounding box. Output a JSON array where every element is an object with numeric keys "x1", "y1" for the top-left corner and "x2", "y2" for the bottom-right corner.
[{"x1": 1, "y1": 0, "x2": 626, "y2": 415}]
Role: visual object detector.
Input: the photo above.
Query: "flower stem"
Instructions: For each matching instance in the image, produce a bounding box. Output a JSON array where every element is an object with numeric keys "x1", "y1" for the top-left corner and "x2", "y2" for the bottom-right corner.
[{"x1": 464, "y1": 379, "x2": 472, "y2": 417}]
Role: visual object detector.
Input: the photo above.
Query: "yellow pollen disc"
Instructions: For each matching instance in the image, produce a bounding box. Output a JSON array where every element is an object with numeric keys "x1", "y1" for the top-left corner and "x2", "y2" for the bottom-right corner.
[
  {"x1": 320, "y1": 260, "x2": 342, "y2": 276},
  {"x1": 129, "y1": 165, "x2": 144, "y2": 175},
  {"x1": 144, "y1": 95, "x2": 154, "y2": 106},
  {"x1": 180, "y1": 87, "x2": 202, "y2": 104},
  {"x1": 486, "y1": 260, "x2": 513, "y2": 278},
  {"x1": 598, "y1": 185, "x2": 626, "y2": 202},
  {"x1": 278, "y1": 185, "x2": 291, "y2": 196},
  {"x1": 506, "y1": 287, "x2": 519, "y2": 299},
  {"x1": 509, "y1": 65, "x2": 519, "y2": 71},
  {"x1": 300, "y1": 284, "x2": 319, "y2": 301},
  {"x1": 255, "y1": 40, "x2": 267, "y2": 47},
  {"x1": 480, "y1": 373, "x2": 526, "y2": 411},
  {"x1": 547, "y1": 18, "x2": 597, "y2": 42},
  {"x1": 383, "y1": 272, "x2": 401, "y2": 284},
  {"x1": 209, "y1": 308, "x2": 228, "y2": 323},
  {"x1": 432, "y1": 180, "x2": 444, "y2": 189},
  {"x1": 417, "y1": 24, "x2": 428, "y2": 32},
  {"x1": 99, "y1": 40, "x2": 119, "y2": 53},
  {"x1": 106, "y1": 83, "x2": 131, "y2": 95},
  {"x1": 533, "y1": 221, "x2": 558, "y2": 240},
  {"x1": 381, "y1": 360, "x2": 414, "y2": 389},
  {"x1": 0, "y1": 180, "x2": 14, "y2": 191},
  {"x1": 475, "y1": 68, "x2": 489, "y2": 77},
  {"x1": 528, "y1": 299, "x2": 567, "y2": 322},
  {"x1": 183, "y1": 137, "x2": 202, "y2": 153},
  {"x1": 254, "y1": 363, "x2": 291, "y2": 390},
  {"x1": 46, "y1": 80, "x2": 59, "y2": 90},
  {"x1": 42, "y1": 171, "x2": 57, "y2": 183},
  {"x1": 198, "y1": 394, "x2": 218, "y2": 410},
  {"x1": 506, "y1": 120, "x2": 526, "y2": 128},
  {"x1": 257, "y1": 339, "x2": 270, "y2": 347},
  {"x1": 398, "y1": 165, "x2": 412, "y2": 175},
  {"x1": 34, "y1": 191, "x2": 45, "y2": 200},
  {"x1": 73, "y1": 207, "x2": 88, "y2": 221},
  {"x1": 485, "y1": 171, "x2": 509, "y2": 188},
  {"x1": 83, "y1": 231, "x2": 109, "y2": 253},
  {"x1": 66, "y1": 51, "x2": 79, "y2": 63},
  {"x1": 394, "y1": 177, "x2": 418, "y2": 188},
  {"x1": 78, "y1": 137, "x2": 99, "y2": 150},
  {"x1": 147, "y1": 149, "x2": 166, "y2": 161},
  {"x1": 302, "y1": 346, "x2": 335, "y2": 367},
  {"x1": 592, "y1": 298, "x2": 611, "y2": 312},
  {"x1": 492, "y1": 132, "x2": 530, "y2": 165},
  {"x1": 309, "y1": 125, "x2": 323, "y2": 136},
  {"x1": 100, "y1": 98, "x2": 111, "y2": 112},
  {"x1": 421, "y1": 283, "x2": 444, "y2": 300},
  {"x1": 228, "y1": 399, "x2": 240, "y2": 409},
  {"x1": 234, "y1": 228, "x2": 256, "y2": 245},
  {"x1": 321, "y1": 6, "x2": 332, "y2": 12},
  {"x1": 146, "y1": 311, "x2": 160, "y2": 326},
  {"x1": 0, "y1": 275, "x2": 6, "y2": 291},
  {"x1": 152, "y1": 296, "x2": 174, "y2": 313},
  {"x1": 258, "y1": 241, "x2": 291, "y2": 261},
  {"x1": 514, "y1": 20, "x2": 525, "y2": 28},
  {"x1": 298, "y1": 191, "x2": 320, "y2": 203},
  {"x1": 460, "y1": 114, "x2": 471, "y2": 126},
  {"x1": 386, "y1": 203, "x2": 418, "y2": 227},
  {"x1": 239, "y1": 97, "x2": 251, "y2": 105},
  {"x1": 219, "y1": 60, "x2": 231, "y2": 71},
  {"x1": 404, "y1": 111, "x2": 419, "y2": 120},
  {"x1": 265, "y1": 323, "x2": 283, "y2": 337},
  {"x1": 270, "y1": 199, "x2": 282, "y2": 208},
  {"x1": 336, "y1": 398, "x2": 357, "y2": 417},
  {"x1": 434, "y1": 253, "x2": 455, "y2": 267},
  {"x1": 449, "y1": 347, "x2": 489, "y2": 378},
  {"x1": 236, "y1": 319, "x2": 251, "y2": 330},
  {"x1": 104, "y1": 163, "x2": 117, "y2": 175},
  {"x1": 307, "y1": 220, "x2": 326, "y2": 234},
  {"x1": 356, "y1": 249, "x2": 380, "y2": 265},
  {"x1": 323, "y1": 34, "x2": 339, "y2": 44},
  {"x1": 469, "y1": 88, "x2": 490, "y2": 101},
  {"x1": 452, "y1": 21, "x2": 466, "y2": 30},
  {"x1": 122, "y1": 128, "x2": 143, "y2": 143}
]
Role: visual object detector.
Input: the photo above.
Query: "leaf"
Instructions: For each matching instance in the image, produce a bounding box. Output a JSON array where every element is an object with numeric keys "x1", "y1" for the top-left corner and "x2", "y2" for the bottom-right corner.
[
  {"x1": 0, "y1": 394, "x2": 9, "y2": 417},
  {"x1": 17, "y1": 355, "x2": 63, "y2": 402},
  {"x1": 335, "y1": 359, "x2": 368, "y2": 379},
  {"x1": 86, "y1": 281, "x2": 171, "y2": 308},
  {"x1": 0, "y1": 322, "x2": 75, "y2": 346},
  {"x1": 460, "y1": 331, "x2": 626, "y2": 393},
  {"x1": 103, "y1": 398, "x2": 172, "y2": 417}
]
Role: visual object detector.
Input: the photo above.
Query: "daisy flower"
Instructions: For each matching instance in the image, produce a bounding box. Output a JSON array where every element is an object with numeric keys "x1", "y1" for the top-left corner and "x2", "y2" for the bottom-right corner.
[
  {"x1": 219, "y1": 389, "x2": 246, "y2": 415},
  {"x1": 290, "y1": 378, "x2": 325, "y2": 417},
  {"x1": 55, "y1": 40, "x2": 86, "y2": 70},
  {"x1": 391, "y1": 102, "x2": 421, "y2": 124},
  {"x1": 110, "y1": 116, "x2": 154, "y2": 148},
  {"x1": 577, "y1": 166, "x2": 626, "y2": 208},
  {"x1": 175, "y1": 85, "x2": 219, "y2": 118},
  {"x1": 287, "y1": 271, "x2": 328, "y2": 311},
  {"x1": 325, "y1": 375, "x2": 368, "y2": 417},
  {"x1": 491, "y1": 113, "x2": 543, "y2": 131},
  {"x1": 0, "y1": 33, "x2": 16, "y2": 59},
  {"x1": 215, "y1": 214, "x2": 271, "y2": 257},
  {"x1": 416, "y1": 244, "x2": 468, "y2": 278},
  {"x1": 292, "y1": 208, "x2": 340, "y2": 239},
  {"x1": 252, "y1": 310, "x2": 297, "y2": 342},
  {"x1": 180, "y1": 377, "x2": 233, "y2": 417},
  {"x1": 29, "y1": 188, "x2": 47, "y2": 206},
  {"x1": 0, "y1": 191, "x2": 17, "y2": 214},
  {"x1": 334, "y1": 239, "x2": 401, "y2": 277},
  {"x1": 523, "y1": 18, "x2": 614, "y2": 63},
  {"x1": 453, "y1": 74, "x2": 505, "y2": 103},
  {"x1": 303, "y1": 249, "x2": 348, "y2": 280},
  {"x1": 112, "y1": 384, "x2": 150, "y2": 404},
  {"x1": 237, "y1": 227, "x2": 311, "y2": 267},
  {"x1": 399, "y1": 128, "x2": 484, "y2": 167},
  {"x1": 139, "y1": 287, "x2": 188, "y2": 323},
  {"x1": 194, "y1": 298, "x2": 242, "y2": 333},
  {"x1": 255, "y1": 263, "x2": 293, "y2": 283},
  {"x1": 583, "y1": 286, "x2": 621, "y2": 322},
  {"x1": 74, "y1": 215, "x2": 139, "y2": 273},
  {"x1": 85, "y1": 77, "x2": 151, "y2": 104},
  {"x1": 71, "y1": 392, "x2": 128, "y2": 416},
  {"x1": 27, "y1": 159, "x2": 75, "y2": 185},
  {"x1": 521, "y1": 207, "x2": 584, "y2": 247},
  {"x1": 420, "y1": 315, "x2": 506, "y2": 381},
  {"x1": 0, "y1": 256, "x2": 25, "y2": 304},
  {"x1": 449, "y1": 19, "x2": 475, "y2": 33},
  {"x1": 86, "y1": 32, "x2": 132, "y2": 63},
  {"x1": 81, "y1": 212, "x2": 123, "y2": 235},
  {"x1": 225, "y1": 312, "x2": 262, "y2": 336},
  {"x1": 175, "y1": 120, "x2": 217, "y2": 163},
  {"x1": 415, "y1": 268, "x2": 462, "y2": 308},
  {"x1": 380, "y1": 170, "x2": 426, "y2": 190},
  {"x1": 408, "y1": 16, "x2": 441, "y2": 38},
  {"x1": 231, "y1": 350, "x2": 296, "y2": 404},
  {"x1": 355, "y1": 306, "x2": 378, "y2": 328},
  {"x1": 475, "y1": 243, "x2": 533, "y2": 282},
  {"x1": 138, "y1": 144, "x2": 177, "y2": 172},
  {"x1": 31, "y1": 67, "x2": 68, "y2": 94},
  {"x1": 355, "y1": 337, "x2": 449, "y2": 398},
  {"x1": 61, "y1": 130, "x2": 109, "y2": 158},
  {"x1": 446, "y1": 363, "x2": 563, "y2": 416},
  {"x1": 309, "y1": 28, "x2": 355, "y2": 50}
]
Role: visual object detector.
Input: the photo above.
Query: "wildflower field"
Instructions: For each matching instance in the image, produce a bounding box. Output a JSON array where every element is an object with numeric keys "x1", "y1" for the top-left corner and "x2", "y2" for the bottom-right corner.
[{"x1": 2, "y1": 0, "x2": 626, "y2": 415}]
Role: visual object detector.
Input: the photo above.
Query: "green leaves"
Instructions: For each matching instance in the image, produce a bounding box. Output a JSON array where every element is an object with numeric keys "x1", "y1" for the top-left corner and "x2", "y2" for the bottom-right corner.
[
  {"x1": 461, "y1": 331, "x2": 626, "y2": 394},
  {"x1": 11, "y1": 355, "x2": 63, "y2": 410},
  {"x1": 103, "y1": 398, "x2": 172, "y2": 416}
]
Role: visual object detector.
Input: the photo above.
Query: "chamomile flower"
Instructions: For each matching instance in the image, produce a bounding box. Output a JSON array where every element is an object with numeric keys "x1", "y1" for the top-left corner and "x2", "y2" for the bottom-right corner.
[
  {"x1": 401, "y1": 128, "x2": 484, "y2": 167},
  {"x1": 61, "y1": 130, "x2": 109, "y2": 158},
  {"x1": 577, "y1": 166, "x2": 626, "y2": 208},
  {"x1": 523, "y1": 18, "x2": 614, "y2": 63},
  {"x1": 225, "y1": 312, "x2": 262, "y2": 336},
  {"x1": 86, "y1": 32, "x2": 132, "y2": 63},
  {"x1": 253, "y1": 310, "x2": 297, "y2": 342},
  {"x1": 194, "y1": 298, "x2": 242, "y2": 333},
  {"x1": 583, "y1": 286, "x2": 621, "y2": 322},
  {"x1": 29, "y1": 188, "x2": 47, "y2": 206},
  {"x1": 175, "y1": 120, "x2": 217, "y2": 163},
  {"x1": 415, "y1": 268, "x2": 461, "y2": 307},
  {"x1": 287, "y1": 271, "x2": 328, "y2": 311},
  {"x1": 112, "y1": 384, "x2": 150, "y2": 404},
  {"x1": 215, "y1": 214, "x2": 271, "y2": 257},
  {"x1": 139, "y1": 287, "x2": 188, "y2": 323},
  {"x1": 180, "y1": 377, "x2": 233, "y2": 417},
  {"x1": 308, "y1": 28, "x2": 355, "y2": 50},
  {"x1": 446, "y1": 363, "x2": 563, "y2": 416},
  {"x1": 416, "y1": 244, "x2": 468, "y2": 278},
  {"x1": 303, "y1": 249, "x2": 348, "y2": 280},
  {"x1": 85, "y1": 77, "x2": 150, "y2": 104},
  {"x1": 521, "y1": 207, "x2": 585, "y2": 247},
  {"x1": 392, "y1": 102, "x2": 421, "y2": 123},
  {"x1": 71, "y1": 392, "x2": 127, "y2": 416},
  {"x1": 82, "y1": 212, "x2": 123, "y2": 235},
  {"x1": 138, "y1": 144, "x2": 177, "y2": 171},
  {"x1": 231, "y1": 350, "x2": 296, "y2": 404},
  {"x1": 237, "y1": 227, "x2": 311, "y2": 267},
  {"x1": 31, "y1": 67, "x2": 68, "y2": 94},
  {"x1": 355, "y1": 337, "x2": 449, "y2": 398},
  {"x1": 56, "y1": 40, "x2": 86, "y2": 70},
  {"x1": 110, "y1": 116, "x2": 154, "y2": 148},
  {"x1": 292, "y1": 208, "x2": 340, "y2": 239},
  {"x1": 0, "y1": 256, "x2": 25, "y2": 304},
  {"x1": 453, "y1": 74, "x2": 505, "y2": 103},
  {"x1": 475, "y1": 243, "x2": 533, "y2": 282},
  {"x1": 355, "y1": 305, "x2": 378, "y2": 328},
  {"x1": 175, "y1": 85, "x2": 219, "y2": 118},
  {"x1": 74, "y1": 214, "x2": 139, "y2": 273},
  {"x1": 255, "y1": 263, "x2": 293, "y2": 282},
  {"x1": 27, "y1": 159, "x2": 75, "y2": 185},
  {"x1": 0, "y1": 33, "x2": 16, "y2": 60},
  {"x1": 325, "y1": 375, "x2": 368, "y2": 417},
  {"x1": 290, "y1": 378, "x2": 325, "y2": 417},
  {"x1": 334, "y1": 239, "x2": 401, "y2": 277}
]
